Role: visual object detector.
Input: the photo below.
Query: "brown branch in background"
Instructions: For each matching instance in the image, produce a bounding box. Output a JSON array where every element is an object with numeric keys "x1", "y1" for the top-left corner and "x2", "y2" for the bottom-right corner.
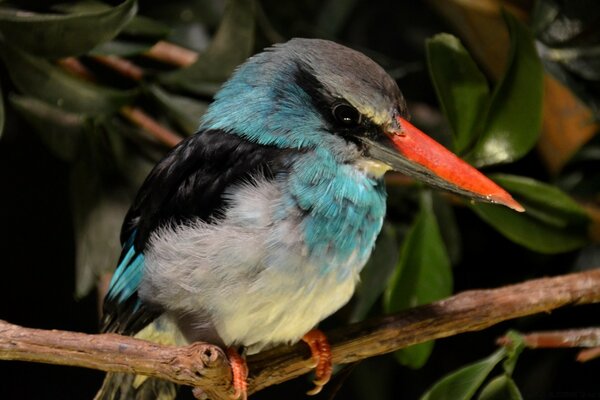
[
  {"x1": 120, "y1": 106, "x2": 183, "y2": 148},
  {"x1": 91, "y1": 55, "x2": 144, "y2": 81},
  {"x1": 145, "y1": 40, "x2": 199, "y2": 67},
  {"x1": 57, "y1": 51, "x2": 184, "y2": 148},
  {"x1": 57, "y1": 57, "x2": 97, "y2": 82},
  {"x1": 497, "y1": 327, "x2": 600, "y2": 363},
  {"x1": 497, "y1": 328, "x2": 600, "y2": 349},
  {"x1": 1, "y1": 269, "x2": 599, "y2": 400},
  {"x1": 577, "y1": 347, "x2": 600, "y2": 362}
]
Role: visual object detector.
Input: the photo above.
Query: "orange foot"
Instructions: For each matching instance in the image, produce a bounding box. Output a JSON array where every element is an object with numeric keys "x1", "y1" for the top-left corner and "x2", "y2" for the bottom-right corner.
[
  {"x1": 302, "y1": 329, "x2": 333, "y2": 395},
  {"x1": 226, "y1": 347, "x2": 248, "y2": 400}
]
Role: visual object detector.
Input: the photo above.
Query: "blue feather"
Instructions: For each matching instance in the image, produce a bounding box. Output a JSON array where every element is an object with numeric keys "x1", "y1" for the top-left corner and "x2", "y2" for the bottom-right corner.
[{"x1": 107, "y1": 239, "x2": 145, "y2": 303}]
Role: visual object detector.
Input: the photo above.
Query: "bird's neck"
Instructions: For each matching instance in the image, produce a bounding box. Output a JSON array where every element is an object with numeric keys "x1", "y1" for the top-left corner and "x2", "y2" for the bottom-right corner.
[{"x1": 284, "y1": 149, "x2": 387, "y2": 278}]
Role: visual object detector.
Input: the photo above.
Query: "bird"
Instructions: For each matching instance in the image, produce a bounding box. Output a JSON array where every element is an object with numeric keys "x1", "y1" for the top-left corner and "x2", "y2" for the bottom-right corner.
[{"x1": 96, "y1": 38, "x2": 523, "y2": 400}]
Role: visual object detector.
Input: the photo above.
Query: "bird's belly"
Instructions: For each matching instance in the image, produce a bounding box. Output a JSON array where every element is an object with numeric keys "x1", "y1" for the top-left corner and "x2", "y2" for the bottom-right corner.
[
  {"x1": 215, "y1": 254, "x2": 360, "y2": 353},
  {"x1": 140, "y1": 176, "x2": 382, "y2": 352},
  {"x1": 142, "y1": 215, "x2": 363, "y2": 352}
]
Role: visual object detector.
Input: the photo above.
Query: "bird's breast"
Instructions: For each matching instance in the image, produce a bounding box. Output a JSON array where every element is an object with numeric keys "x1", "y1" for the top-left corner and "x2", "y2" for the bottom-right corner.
[
  {"x1": 140, "y1": 153, "x2": 386, "y2": 350},
  {"x1": 287, "y1": 151, "x2": 387, "y2": 279}
]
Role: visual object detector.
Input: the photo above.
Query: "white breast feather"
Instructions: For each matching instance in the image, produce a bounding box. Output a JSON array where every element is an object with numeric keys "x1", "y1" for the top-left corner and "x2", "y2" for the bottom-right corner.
[{"x1": 140, "y1": 178, "x2": 364, "y2": 353}]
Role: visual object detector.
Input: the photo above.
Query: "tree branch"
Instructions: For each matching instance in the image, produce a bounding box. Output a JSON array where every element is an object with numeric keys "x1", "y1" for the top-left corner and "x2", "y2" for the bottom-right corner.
[{"x1": 1, "y1": 269, "x2": 599, "y2": 399}]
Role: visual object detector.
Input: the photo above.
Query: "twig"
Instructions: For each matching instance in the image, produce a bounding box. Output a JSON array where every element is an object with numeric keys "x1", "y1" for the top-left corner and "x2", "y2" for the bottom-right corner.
[
  {"x1": 1, "y1": 269, "x2": 599, "y2": 399},
  {"x1": 144, "y1": 40, "x2": 199, "y2": 67},
  {"x1": 120, "y1": 106, "x2": 183, "y2": 148},
  {"x1": 497, "y1": 328, "x2": 600, "y2": 349},
  {"x1": 91, "y1": 55, "x2": 144, "y2": 81},
  {"x1": 577, "y1": 347, "x2": 600, "y2": 362},
  {"x1": 57, "y1": 56, "x2": 184, "y2": 148},
  {"x1": 57, "y1": 57, "x2": 96, "y2": 82}
]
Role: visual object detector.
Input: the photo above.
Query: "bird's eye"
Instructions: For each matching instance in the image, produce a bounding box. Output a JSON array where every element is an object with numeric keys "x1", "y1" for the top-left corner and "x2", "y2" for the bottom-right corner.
[{"x1": 332, "y1": 103, "x2": 361, "y2": 126}]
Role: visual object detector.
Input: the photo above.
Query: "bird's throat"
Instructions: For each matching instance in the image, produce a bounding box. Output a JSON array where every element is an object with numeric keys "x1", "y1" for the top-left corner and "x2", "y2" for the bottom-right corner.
[{"x1": 354, "y1": 159, "x2": 392, "y2": 178}]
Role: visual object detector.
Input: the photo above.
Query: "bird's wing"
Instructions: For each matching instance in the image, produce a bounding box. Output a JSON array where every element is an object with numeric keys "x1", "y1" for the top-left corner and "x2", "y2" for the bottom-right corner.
[{"x1": 101, "y1": 129, "x2": 290, "y2": 334}]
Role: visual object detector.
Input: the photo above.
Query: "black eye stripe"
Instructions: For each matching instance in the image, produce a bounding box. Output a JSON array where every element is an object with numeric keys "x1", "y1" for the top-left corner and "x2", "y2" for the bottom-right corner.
[{"x1": 332, "y1": 103, "x2": 361, "y2": 126}]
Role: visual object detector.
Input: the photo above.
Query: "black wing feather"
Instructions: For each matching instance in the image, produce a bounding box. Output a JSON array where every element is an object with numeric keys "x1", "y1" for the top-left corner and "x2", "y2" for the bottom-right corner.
[{"x1": 102, "y1": 129, "x2": 291, "y2": 334}]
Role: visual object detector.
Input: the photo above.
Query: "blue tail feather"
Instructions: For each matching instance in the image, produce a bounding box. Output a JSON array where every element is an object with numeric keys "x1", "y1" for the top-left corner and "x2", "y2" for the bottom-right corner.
[{"x1": 107, "y1": 235, "x2": 145, "y2": 303}]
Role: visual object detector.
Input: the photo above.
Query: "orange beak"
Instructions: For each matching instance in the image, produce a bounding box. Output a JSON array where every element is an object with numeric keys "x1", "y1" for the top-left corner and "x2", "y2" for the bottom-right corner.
[{"x1": 362, "y1": 116, "x2": 524, "y2": 212}]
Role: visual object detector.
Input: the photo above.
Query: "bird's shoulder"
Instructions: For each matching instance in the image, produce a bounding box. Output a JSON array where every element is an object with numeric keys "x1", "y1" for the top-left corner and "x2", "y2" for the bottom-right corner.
[
  {"x1": 122, "y1": 129, "x2": 293, "y2": 250},
  {"x1": 102, "y1": 129, "x2": 293, "y2": 334}
]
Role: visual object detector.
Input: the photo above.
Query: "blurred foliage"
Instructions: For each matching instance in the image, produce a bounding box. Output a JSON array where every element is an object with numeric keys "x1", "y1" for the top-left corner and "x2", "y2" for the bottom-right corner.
[{"x1": 0, "y1": 0, "x2": 598, "y2": 399}]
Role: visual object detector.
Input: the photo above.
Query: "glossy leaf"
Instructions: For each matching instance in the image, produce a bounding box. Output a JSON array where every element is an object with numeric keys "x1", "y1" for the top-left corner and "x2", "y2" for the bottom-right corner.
[
  {"x1": 532, "y1": 0, "x2": 600, "y2": 117},
  {"x1": 70, "y1": 120, "x2": 154, "y2": 297},
  {"x1": 71, "y1": 160, "x2": 132, "y2": 297},
  {"x1": 433, "y1": 193, "x2": 462, "y2": 265},
  {"x1": 9, "y1": 94, "x2": 86, "y2": 162},
  {"x1": 420, "y1": 348, "x2": 506, "y2": 400},
  {"x1": 471, "y1": 174, "x2": 590, "y2": 254},
  {"x1": 426, "y1": 33, "x2": 490, "y2": 154},
  {"x1": 316, "y1": 0, "x2": 360, "y2": 38},
  {"x1": 501, "y1": 331, "x2": 525, "y2": 376},
  {"x1": 54, "y1": 1, "x2": 170, "y2": 39},
  {"x1": 478, "y1": 375, "x2": 523, "y2": 400},
  {"x1": 0, "y1": 43, "x2": 135, "y2": 115},
  {"x1": 468, "y1": 12, "x2": 543, "y2": 167},
  {"x1": 350, "y1": 223, "x2": 399, "y2": 323},
  {"x1": 90, "y1": 40, "x2": 153, "y2": 56},
  {"x1": 0, "y1": 0, "x2": 137, "y2": 58},
  {"x1": 159, "y1": 0, "x2": 256, "y2": 93},
  {"x1": 492, "y1": 174, "x2": 589, "y2": 226},
  {"x1": 384, "y1": 193, "x2": 452, "y2": 368},
  {"x1": 145, "y1": 84, "x2": 208, "y2": 135}
]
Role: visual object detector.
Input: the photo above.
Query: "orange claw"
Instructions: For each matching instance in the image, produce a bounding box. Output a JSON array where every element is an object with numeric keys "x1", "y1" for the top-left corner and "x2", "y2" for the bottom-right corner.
[
  {"x1": 226, "y1": 347, "x2": 248, "y2": 400},
  {"x1": 302, "y1": 329, "x2": 333, "y2": 395}
]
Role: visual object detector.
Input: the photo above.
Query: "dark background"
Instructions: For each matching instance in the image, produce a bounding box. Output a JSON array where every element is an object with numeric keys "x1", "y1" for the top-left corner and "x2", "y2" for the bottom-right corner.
[{"x1": 1, "y1": 0, "x2": 599, "y2": 399}]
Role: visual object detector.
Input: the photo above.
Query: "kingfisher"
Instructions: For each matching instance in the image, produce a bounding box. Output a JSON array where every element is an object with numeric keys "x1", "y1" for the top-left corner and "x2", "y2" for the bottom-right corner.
[{"x1": 96, "y1": 38, "x2": 523, "y2": 400}]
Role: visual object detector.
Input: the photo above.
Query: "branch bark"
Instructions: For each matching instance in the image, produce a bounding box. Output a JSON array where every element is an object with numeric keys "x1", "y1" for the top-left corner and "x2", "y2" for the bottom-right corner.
[{"x1": 1, "y1": 269, "x2": 599, "y2": 399}]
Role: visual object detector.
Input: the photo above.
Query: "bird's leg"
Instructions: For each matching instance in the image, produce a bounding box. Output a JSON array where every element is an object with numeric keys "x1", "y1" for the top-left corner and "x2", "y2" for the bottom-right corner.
[
  {"x1": 302, "y1": 329, "x2": 333, "y2": 395},
  {"x1": 226, "y1": 347, "x2": 248, "y2": 400}
]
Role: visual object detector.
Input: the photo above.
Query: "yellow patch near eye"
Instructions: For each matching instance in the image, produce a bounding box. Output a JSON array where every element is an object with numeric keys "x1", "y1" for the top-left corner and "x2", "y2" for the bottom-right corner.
[{"x1": 355, "y1": 159, "x2": 392, "y2": 178}]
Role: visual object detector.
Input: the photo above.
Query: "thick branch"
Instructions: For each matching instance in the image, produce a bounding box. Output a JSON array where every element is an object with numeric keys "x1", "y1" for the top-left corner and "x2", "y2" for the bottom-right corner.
[{"x1": 1, "y1": 269, "x2": 599, "y2": 399}]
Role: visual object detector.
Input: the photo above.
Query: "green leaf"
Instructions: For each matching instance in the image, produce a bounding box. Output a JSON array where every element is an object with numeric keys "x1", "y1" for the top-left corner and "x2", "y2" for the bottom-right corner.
[
  {"x1": 350, "y1": 223, "x2": 399, "y2": 322},
  {"x1": 0, "y1": 0, "x2": 137, "y2": 58},
  {"x1": 316, "y1": 0, "x2": 360, "y2": 38},
  {"x1": 492, "y1": 174, "x2": 589, "y2": 226},
  {"x1": 121, "y1": 14, "x2": 170, "y2": 38},
  {"x1": 472, "y1": 203, "x2": 589, "y2": 253},
  {"x1": 433, "y1": 193, "x2": 462, "y2": 265},
  {"x1": 384, "y1": 192, "x2": 452, "y2": 368},
  {"x1": 468, "y1": 11, "x2": 543, "y2": 167},
  {"x1": 478, "y1": 375, "x2": 523, "y2": 400},
  {"x1": 420, "y1": 348, "x2": 506, "y2": 400},
  {"x1": 0, "y1": 42, "x2": 135, "y2": 115},
  {"x1": 426, "y1": 33, "x2": 490, "y2": 154},
  {"x1": 70, "y1": 160, "x2": 131, "y2": 297},
  {"x1": 471, "y1": 174, "x2": 590, "y2": 254},
  {"x1": 395, "y1": 340, "x2": 435, "y2": 370},
  {"x1": 501, "y1": 331, "x2": 525, "y2": 376},
  {"x1": 159, "y1": 0, "x2": 256, "y2": 94},
  {"x1": 9, "y1": 94, "x2": 86, "y2": 161},
  {"x1": 70, "y1": 120, "x2": 153, "y2": 297},
  {"x1": 145, "y1": 84, "x2": 208, "y2": 135},
  {"x1": 90, "y1": 39, "x2": 153, "y2": 57},
  {"x1": 54, "y1": 1, "x2": 170, "y2": 39}
]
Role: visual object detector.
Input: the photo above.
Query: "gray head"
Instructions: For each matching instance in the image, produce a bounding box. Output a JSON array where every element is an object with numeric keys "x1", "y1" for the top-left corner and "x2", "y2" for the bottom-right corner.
[
  {"x1": 280, "y1": 38, "x2": 408, "y2": 127},
  {"x1": 199, "y1": 38, "x2": 523, "y2": 210},
  {"x1": 200, "y1": 38, "x2": 409, "y2": 153}
]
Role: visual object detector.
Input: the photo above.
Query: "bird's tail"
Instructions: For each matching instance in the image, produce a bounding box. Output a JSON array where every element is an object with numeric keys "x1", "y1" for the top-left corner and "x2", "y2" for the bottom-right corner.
[{"x1": 94, "y1": 316, "x2": 186, "y2": 400}]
